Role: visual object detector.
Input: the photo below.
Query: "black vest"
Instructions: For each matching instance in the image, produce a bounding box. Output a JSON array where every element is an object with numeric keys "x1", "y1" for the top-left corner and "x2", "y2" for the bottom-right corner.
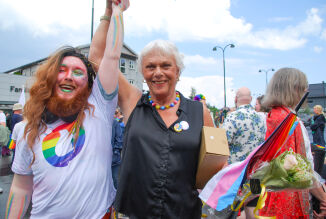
[{"x1": 115, "y1": 92, "x2": 203, "y2": 219}]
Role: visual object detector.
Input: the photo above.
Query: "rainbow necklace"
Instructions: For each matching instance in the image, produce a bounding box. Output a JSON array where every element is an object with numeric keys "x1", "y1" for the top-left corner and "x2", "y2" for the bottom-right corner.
[{"x1": 149, "y1": 92, "x2": 180, "y2": 110}]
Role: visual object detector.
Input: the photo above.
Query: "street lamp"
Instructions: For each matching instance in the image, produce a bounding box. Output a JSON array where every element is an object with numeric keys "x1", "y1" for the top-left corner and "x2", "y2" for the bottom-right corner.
[
  {"x1": 258, "y1": 68, "x2": 275, "y2": 89},
  {"x1": 213, "y1": 44, "x2": 235, "y2": 108},
  {"x1": 91, "y1": 0, "x2": 95, "y2": 41}
]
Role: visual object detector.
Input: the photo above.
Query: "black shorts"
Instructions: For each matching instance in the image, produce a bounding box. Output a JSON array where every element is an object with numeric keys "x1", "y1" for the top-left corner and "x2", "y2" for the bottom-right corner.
[{"x1": 246, "y1": 197, "x2": 259, "y2": 207}]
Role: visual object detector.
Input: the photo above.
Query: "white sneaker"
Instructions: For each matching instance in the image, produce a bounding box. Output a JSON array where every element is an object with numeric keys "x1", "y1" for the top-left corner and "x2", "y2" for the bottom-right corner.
[{"x1": 0, "y1": 187, "x2": 3, "y2": 193}]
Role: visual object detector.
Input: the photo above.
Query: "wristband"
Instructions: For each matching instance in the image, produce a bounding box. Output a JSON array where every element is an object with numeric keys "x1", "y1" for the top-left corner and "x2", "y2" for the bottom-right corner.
[{"x1": 100, "y1": 15, "x2": 110, "y2": 22}]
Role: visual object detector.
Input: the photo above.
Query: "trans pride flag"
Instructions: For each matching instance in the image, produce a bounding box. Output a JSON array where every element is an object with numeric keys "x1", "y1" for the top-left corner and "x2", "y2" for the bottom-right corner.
[
  {"x1": 199, "y1": 145, "x2": 260, "y2": 211},
  {"x1": 200, "y1": 92, "x2": 308, "y2": 212}
]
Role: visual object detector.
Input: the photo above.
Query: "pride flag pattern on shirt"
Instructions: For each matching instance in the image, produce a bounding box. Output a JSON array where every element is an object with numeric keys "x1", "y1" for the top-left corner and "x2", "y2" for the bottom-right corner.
[{"x1": 42, "y1": 121, "x2": 85, "y2": 167}]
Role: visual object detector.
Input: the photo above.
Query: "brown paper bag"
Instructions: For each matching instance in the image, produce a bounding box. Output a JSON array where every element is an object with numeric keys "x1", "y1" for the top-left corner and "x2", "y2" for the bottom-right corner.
[{"x1": 196, "y1": 126, "x2": 230, "y2": 189}]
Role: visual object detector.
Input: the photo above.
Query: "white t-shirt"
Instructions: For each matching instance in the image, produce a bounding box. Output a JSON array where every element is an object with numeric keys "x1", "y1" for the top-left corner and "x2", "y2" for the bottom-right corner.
[
  {"x1": 0, "y1": 112, "x2": 6, "y2": 125},
  {"x1": 13, "y1": 77, "x2": 117, "y2": 219},
  {"x1": 300, "y1": 120, "x2": 314, "y2": 169},
  {"x1": 11, "y1": 121, "x2": 25, "y2": 141}
]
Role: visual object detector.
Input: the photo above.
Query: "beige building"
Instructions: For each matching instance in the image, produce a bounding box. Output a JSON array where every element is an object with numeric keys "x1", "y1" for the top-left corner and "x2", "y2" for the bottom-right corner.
[{"x1": 0, "y1": 43, "x2": 143, "y2": 111}]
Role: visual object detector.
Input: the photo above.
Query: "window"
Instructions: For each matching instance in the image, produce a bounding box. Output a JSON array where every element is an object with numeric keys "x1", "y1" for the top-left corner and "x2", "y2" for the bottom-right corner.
[
  {"x1": 120, "y1": 58, "x2": 126, "y2": 73},
  {"x1": 129, "y1": 79, "x2": 134, "y2": 84},
  {"x1": 129, "y1": 60, "x2": 135, "y2": 69}
]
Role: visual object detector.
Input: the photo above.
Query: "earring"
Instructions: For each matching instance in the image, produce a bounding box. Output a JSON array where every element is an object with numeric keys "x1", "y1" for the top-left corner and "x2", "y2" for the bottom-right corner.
[{"x1": 143, "y1": 80, "x2": 146, "y2": 83}]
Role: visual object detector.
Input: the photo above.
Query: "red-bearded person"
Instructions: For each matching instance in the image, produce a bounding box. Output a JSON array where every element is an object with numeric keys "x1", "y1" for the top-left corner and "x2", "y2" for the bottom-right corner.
[{"x1": 5, "y1": 0, "x2": 130, "y2": 218}]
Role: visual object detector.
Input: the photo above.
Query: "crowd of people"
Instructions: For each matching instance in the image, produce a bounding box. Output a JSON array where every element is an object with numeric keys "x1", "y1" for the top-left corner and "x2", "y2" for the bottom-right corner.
[
  {"x1": 1, "y1": 0, "x2": 325, "y2": 218},
  {"x1": 0, "y1": 103, "x2": 24, "y2": 194}
]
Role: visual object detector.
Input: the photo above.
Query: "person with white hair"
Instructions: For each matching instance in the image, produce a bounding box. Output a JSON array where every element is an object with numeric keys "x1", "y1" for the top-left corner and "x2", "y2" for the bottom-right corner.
[{"x1": 89, "y1": 29, "x2": 214, "y2": 219}]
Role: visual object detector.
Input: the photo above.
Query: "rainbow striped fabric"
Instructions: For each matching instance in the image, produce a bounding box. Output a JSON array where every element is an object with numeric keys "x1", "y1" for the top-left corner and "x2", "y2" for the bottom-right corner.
[
  {"x1": 199, "y1": 112, "x2": 299, "y2": 212},
  {"x1": 313, "y1": 144, "x2": 325, "y2": 149},
  {"x1": 7, "y1": 138, "x2": 16, "y2": 150}
]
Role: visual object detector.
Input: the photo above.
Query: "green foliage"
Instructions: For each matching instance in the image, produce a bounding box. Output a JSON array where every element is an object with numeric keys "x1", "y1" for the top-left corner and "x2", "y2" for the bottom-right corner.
[
  {"x1": 302, "y1": 106, "x2": 312, "y2": 115},
  {"x1": 206, "y1": 103, "x2": 218, "y2": 115},
  {"x1": 189, "y1": 87, "x2": 196, "y2": 100},
  {"x1": 13, "y1": 71, "x2": 22, "y2": 75}
]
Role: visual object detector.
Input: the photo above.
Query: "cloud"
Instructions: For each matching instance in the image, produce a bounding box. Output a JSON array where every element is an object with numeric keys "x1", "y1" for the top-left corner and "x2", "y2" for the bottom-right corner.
[
  {"x1": 184, "y1": 55, "x2": 217, "y2": 66},
  {"x1": 176, "y1": 75, "x2": 236, "y2": 108},
  {"x1": 125, "y1": 2, "x2": 323, "y2": 50},
  {"x1": 0, "y1": 0, "x2": 323, "y2": 52},
  {"x1": 233, "y1": 8, "x2": 323, "y2": 50},
  {"x1": 184, "y1": 54, "x2": 246, "y2": 68},
  {"x1": 294, "y1": 8, "x2": 323, "y2": 36},
  {"x1": 125, "y1": 0, "x2": 252, "y2": 41},
  {"x1": 313, "y1": 46, "x2": 323, "y2": 53},
  {"x1": 0, "y1": 0, "x2": 95, "y2": 36}
]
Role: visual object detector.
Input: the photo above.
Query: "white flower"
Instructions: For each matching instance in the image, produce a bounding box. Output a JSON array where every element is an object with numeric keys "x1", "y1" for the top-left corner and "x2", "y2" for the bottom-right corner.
[{"x1": 283, "y1": 154, "x2": 298, "y2": 170}]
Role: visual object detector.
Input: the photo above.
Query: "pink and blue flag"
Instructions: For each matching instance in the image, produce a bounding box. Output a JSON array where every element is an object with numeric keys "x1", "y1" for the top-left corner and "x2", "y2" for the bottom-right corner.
[{"x1": 199, "y1": 145, "x2": 260, "y2": 210}]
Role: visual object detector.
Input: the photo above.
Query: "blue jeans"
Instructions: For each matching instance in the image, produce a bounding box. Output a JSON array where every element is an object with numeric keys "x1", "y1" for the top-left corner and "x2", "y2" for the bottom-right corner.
[{"x1": 112, "y1": 165, "x2": 120, "y2": 190}]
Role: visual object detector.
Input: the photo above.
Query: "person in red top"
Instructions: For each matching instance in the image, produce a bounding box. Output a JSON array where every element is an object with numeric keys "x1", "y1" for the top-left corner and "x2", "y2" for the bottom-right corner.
[{"x1": 261, "y1": 67, "x2": 326, "y2": 218}]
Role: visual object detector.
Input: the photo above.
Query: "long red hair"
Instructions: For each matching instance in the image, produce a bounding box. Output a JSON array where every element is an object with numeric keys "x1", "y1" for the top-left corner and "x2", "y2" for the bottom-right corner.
[{"x1": 24, "y1": 46, "x2": 94, "y2": 164}]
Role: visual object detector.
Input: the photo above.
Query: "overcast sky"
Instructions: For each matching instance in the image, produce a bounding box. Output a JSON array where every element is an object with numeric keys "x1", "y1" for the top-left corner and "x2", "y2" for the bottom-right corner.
[{"x1": 1, "y1": 0, "x2": 325, "y2": 107}]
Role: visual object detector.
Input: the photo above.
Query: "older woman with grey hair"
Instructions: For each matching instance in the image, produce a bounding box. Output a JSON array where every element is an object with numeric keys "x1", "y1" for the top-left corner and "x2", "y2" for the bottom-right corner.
[
  {"x1": 115, "y1": 40, "x2": 214, "y2": 218},
  {"x1": 89, "y1": 21, "x2": 214, "y2": 217}
]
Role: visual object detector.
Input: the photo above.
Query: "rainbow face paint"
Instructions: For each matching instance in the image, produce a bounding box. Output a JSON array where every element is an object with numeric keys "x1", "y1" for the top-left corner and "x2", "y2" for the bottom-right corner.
[
  {"x1": 56, "y1": 56, "x2": 88, "y2": 100},
  {"x1": 42, "y1": 121, "x2": 85, "y2": 167}
]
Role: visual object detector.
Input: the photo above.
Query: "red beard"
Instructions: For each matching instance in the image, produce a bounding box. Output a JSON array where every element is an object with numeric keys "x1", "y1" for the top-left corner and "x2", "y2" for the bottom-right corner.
[{"x1": 46, "y1": 86, "x2": 90, "y2": 118}]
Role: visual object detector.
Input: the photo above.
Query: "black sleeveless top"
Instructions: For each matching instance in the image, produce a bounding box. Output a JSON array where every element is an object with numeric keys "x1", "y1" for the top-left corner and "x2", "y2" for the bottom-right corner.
[{"x1": 115, "y1": 92, "x2": 203, "y2": 219}]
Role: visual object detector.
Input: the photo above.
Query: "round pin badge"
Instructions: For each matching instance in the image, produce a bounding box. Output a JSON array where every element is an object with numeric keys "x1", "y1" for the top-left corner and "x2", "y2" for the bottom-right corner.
[
  {"x1": 174, "y1": 123, "x2": 183, "y2": 132},
  {"x1": 180, "y1": 121, "x2": 189, "y2": 130}
]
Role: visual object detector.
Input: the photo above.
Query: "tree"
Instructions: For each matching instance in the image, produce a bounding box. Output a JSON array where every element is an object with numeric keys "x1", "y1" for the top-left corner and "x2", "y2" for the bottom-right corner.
[
  {"x1": 189, "y1": 87, "x2": 196, "y2": 100},
  {"x1": 206, "y1": 103, "x2": 218, "y2": 115}
]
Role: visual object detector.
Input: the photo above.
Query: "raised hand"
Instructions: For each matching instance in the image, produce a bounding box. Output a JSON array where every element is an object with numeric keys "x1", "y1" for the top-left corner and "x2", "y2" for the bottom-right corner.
[{"x1": 113, "y1": 0, "x2": 130, "y2": 12}]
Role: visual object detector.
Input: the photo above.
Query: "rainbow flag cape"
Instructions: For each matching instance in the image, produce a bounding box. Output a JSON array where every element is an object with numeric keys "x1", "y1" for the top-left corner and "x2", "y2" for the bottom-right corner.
[{"x1": 200, "y1": 92, "x2": 308, "y2": 213}]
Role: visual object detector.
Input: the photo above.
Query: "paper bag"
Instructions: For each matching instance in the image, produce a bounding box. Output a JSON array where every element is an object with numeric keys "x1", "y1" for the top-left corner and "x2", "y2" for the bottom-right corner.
[{"x1": 196, "y1": 126, "x2": 230, "y2": 189}]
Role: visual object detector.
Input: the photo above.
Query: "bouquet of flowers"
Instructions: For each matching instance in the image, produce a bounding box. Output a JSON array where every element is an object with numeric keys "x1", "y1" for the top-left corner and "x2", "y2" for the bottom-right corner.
[{"x1": 250, "y1": 149, "x2": 314, "y2": 191}]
